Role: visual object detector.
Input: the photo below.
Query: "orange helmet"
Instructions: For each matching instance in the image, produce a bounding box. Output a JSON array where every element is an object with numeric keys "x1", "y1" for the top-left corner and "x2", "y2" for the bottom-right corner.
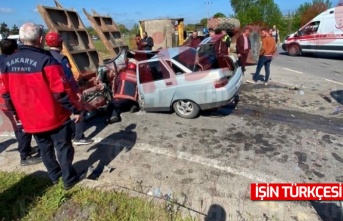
[
  {"x1": 127, "y1": 62, "x2": 136, "y2": 70},
  {"x1": 45, "y1": 32, "x2": 63, "y2": 47}
]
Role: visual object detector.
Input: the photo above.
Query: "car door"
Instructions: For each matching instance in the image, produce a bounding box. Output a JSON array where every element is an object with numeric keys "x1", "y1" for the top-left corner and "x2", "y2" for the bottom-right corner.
[
  {"x1": 137, "y1": 59, "x2": 177, "y2": 111},
  {"x1": 298, "y1": 21, "x2": 320, "y2": 52}
]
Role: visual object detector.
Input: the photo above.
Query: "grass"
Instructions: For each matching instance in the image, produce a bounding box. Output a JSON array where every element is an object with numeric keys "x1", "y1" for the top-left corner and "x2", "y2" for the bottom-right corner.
[
  {"x1": 0, "y1": 171, "x2": 194, "y2": 221},
  {"x1": 93, "y1": 35, "x2": 137, "y2": 56}
]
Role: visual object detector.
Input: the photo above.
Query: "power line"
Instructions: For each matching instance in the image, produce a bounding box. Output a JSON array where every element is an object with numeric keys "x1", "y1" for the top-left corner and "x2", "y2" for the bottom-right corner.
[{"x1": 204, "y1": 1, "x2": 213, "y2": 20}]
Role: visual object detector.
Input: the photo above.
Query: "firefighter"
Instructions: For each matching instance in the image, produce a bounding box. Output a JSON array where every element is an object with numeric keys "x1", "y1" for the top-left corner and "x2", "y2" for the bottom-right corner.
[
  {"x1": 0, "y1": 38, "x2": 42, "y2": 166},
  {"x1": 107, "y1": 62, "x2": 139, "y2": 124},
  {"x1": 45, "y1": 32, "x2": 94, "y2": 145},
  {"x1": 0, "y1": 23, "x2": 84, "y2": 189}
]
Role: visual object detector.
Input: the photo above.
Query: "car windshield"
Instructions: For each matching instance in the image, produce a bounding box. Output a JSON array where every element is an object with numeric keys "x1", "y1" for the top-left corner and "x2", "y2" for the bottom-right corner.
[{"x1": 172, "y1": 48, "x2": 197, "y2": 71}]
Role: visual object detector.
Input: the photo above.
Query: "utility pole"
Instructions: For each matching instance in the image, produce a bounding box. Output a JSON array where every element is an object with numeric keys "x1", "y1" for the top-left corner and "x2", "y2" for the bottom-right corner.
[{"x1": 204, "y1": 1, "x2": 213, "y2": 27}]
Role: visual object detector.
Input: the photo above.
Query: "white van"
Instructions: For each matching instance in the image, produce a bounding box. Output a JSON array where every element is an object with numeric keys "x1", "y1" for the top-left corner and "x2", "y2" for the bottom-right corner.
[
  {"x1": 282, "y1": 5, "x2": 343, "y2": 56},
  {"x1": 7, "y1": 34, "x2": 20, "y2": 44}
]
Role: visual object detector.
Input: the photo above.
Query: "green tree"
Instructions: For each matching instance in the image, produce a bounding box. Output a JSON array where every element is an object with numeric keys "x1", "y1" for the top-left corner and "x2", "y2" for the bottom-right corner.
[
  {"x1": 185, "y1": 24, "x2": 197, "y2": 31},
  {"x1": 213, "y1": 12, "x2": 226, "y2": 18},
  {"x1": 130, "y1": 23, "x2": 139, "y2": 35},
  {"x1": 230, "y1": 0, "x2": 253, "y2": 14},
  {"x1": 10, "y1": 24, "x2": 19, "y2": 34},
  {"x1": 230, "y1": 0, "x2": 285, "y2": 37},
  {"x1": 291, "y1": 0, "x2": 332, "y2": 31},
  {"x1": 117, "y1": 24, "x2": 129, "y2": 34},
  {"x1": 200, "y1": 18, "x2": 207, "y2": 27},
  {"x1": 86, "y1": 26, "x2": 97, "y2": 37},
  {"x1": 0, "y1": 22, "x2": 9, "y2": 34}
]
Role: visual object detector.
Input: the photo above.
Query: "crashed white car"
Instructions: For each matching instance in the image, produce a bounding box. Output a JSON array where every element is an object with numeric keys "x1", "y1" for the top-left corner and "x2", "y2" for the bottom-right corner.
[{"x1": 131, "y1": 35, "x2": 243, "y2": 119}]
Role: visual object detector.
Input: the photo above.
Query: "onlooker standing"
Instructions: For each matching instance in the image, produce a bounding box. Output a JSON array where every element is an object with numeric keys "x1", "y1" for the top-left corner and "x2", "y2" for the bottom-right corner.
[
  {"x1": 134, "y1": 34, "x2": 141, "y2": 50},
  {"x1": 182, "y1": 30, "x2": 202, "y2": 48},
  {"x1": 45, "y1": 32, "x2": 94, "y2": 146},
  {"x1": 236, "y1": 27, "x2": 251, "y2": 73},
  {"x1": 0, "y1": 23, "x2": 84, "y2": 189},
  {"x1": 271, "y1": 25, "x2": 280, "y2": 45},
  {"x1": 247, "y1": 28, "x2": 276, "y2": 85},
  {"x1": 0, "y1": 38, "x2": 41, "y2": 166},
  {"x1": 140, "y1": 31, "x2": 154, "y2": 50},
  {"x1": 209, "y1": 28, "x2": 215, "y2": 37}
]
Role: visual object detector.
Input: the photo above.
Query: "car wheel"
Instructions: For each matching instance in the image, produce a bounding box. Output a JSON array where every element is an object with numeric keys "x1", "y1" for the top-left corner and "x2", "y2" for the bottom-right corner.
[
  {"x1": 173, "y1": 100, "x2": 200, "y2": 119},
  {"x1": 288, "y1": 45, "x2": 300, "y2": 56},
  {"x1": 233, "y1": 95, "x2": 240, "y2": 104}
]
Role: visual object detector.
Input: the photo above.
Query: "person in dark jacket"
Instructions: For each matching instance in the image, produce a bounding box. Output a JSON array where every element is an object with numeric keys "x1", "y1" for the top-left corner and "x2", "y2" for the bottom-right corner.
[
  {"x1": 45, "y1": 32, "x2": 94, "y2": 146},
  {"x1": 0, "y1": 38, "x2": 41, "y2": 166},
  {"x1": 0, "y1": 23, "x2": 84, "y2": 190},
  {"x1": 236, "y1": 27, "x2": 251, "y2": 73},
  {"x1": 140, "y1": 31, "x2": 154, "y2": 50}
]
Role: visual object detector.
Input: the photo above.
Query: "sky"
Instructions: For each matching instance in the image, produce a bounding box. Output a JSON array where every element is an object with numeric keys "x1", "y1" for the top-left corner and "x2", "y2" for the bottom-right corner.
[{"x1": 0, "y1": 0, "x2": 342, "y2": 29}]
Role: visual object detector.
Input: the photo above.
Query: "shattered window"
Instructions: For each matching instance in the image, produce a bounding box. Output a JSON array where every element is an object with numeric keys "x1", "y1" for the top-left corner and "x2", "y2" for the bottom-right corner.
[{"x1": 172, "y1": 48, "x2": 196, "y2": 71}]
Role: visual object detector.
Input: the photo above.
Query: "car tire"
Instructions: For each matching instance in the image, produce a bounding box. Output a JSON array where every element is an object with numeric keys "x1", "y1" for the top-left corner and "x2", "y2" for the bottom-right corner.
[
  {"x1": 233, "y1": 95, "x2": 240, "y2": 104},
  {"x1": 288, "y1": 44, "x2": 300, "y2": 56},
  {"x1": 173, "y1": 100, "x2": 200, "y2": 119}
]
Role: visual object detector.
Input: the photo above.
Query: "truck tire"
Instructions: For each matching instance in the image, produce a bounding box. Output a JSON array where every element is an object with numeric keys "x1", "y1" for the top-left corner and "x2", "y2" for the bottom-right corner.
[
  {"x1": 288, "y1": 45, "x2": 300, "y2": 56},
  {"x1": 173, "y1": 100, "x2": 200, "y2": 119}
]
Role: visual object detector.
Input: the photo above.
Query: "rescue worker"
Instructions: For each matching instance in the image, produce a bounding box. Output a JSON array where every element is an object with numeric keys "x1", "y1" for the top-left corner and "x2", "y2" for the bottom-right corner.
[
  {"x1": 221, "y1": 29, "x2": 231, "y2": 54},
  {"x1": 0, "y1": 23, "x2": 84, "y2": 189},
  {"x1": 108, "y1": 62, "x2": 139, "y2": 124},
  {"x1": 45, "y1": 32, "x2": 94, "y2": 146},
  {"x1": 0, "y1": 38, "x2": 42, "y2": 166}
]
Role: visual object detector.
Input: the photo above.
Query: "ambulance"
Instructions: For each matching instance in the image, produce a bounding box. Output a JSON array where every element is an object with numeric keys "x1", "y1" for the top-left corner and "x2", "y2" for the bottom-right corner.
[{"x1": 282, "y1": 4, "x2": 343, "y2": 56}]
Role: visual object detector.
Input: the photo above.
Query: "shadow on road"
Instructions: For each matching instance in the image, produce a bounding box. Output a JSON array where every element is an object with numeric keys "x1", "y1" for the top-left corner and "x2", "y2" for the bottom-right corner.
[
  {"x1": 0, "y1": 170, "x2": 52, "y2": 220},
  {"x1": 204, "y1": 204, "x2": 226, "y2": 221},
  {"x1": 202, "y1": 101, "x2": 238, "y2": 118},
  {"x1": 83, "y1": 111, "x2": 109, "y2": 139},
  {"x1": 74, "y1": 123, "x2": 137, "y2": 180},
  {"x1": 311, "y1": 201, "x2": 343, "y2": 221},
  {"x1": 0, "y1": 138, "x2": 16, "y2": 154},
  {"x1": 331, "y1": 90, "x2": 343, "y2": 105}
]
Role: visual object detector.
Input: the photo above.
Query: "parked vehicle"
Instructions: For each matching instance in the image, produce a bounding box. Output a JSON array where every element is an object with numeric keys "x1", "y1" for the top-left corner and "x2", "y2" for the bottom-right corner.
[
  {"x1": 282, "y1": 5, "x2": 343, "y2": 56},
  {"x1": 7, "y1": 35, "x2": 21, "y2": 44},
  {"x1": 134, "y1": 36, "x2": 243, "y2": 119}
]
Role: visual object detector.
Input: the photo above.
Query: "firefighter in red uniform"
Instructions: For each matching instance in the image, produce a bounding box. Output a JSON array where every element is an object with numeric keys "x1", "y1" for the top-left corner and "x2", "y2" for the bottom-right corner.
[
  {"x1": 0, "y1": 38, "x2": 41, "y2": 166},
  {"x1": 0, "y1": 23, "x2": 84, "y2": 189},
  {"x1": 108, "y1": 62, "x2": 139, "y2": 124},
  {"x1": 45, "y1": 32, "x2": 94, "y2": 146}
]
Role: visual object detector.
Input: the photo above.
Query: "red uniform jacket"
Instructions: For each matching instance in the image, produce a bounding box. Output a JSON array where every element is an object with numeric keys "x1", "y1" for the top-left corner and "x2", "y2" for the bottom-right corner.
[
  {"x1": 113, "y1": 69, "x2": 138, "y2": 102},
  {"x1": 0, "y1": 45, "x2": 80, "y2": 133}
]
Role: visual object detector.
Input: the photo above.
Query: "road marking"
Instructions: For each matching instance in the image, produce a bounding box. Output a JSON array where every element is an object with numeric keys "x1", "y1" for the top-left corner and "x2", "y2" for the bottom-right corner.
[
  {"x1": 283, "y1": 68, "x2": 303, "y2": 74},
  {"x1": 324, "y1": 78, "x2": 343, "y2": 86},
  {"x1": 0, "y1": 133, "x2": 283, "y2": 183},
  {"x1": 136, "y1": 143, "x2": 284, "y2": 183},
  {"x1": 95, "y1": 138, "x2": 284, "y2": 183}
]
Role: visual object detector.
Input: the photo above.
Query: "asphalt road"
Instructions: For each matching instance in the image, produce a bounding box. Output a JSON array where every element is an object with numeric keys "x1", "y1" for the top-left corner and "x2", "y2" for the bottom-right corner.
[
  {"x1": 274, "y1": 45, "x2": 343, "y2": 82},
  {"x1": 1, "y1": 53, "x2": 343, "y2": 221}
]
